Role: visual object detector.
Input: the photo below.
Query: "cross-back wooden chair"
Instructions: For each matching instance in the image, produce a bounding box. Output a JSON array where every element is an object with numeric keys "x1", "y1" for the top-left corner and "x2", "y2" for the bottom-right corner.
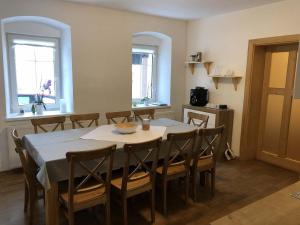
[
  {"x1": 187, "y1": 112, "x2": 209, "y2": 128},
  {"x1": 31, "y1": 116, "x2": 66, "y2": 133},
  {"x1": 59, "y1": 145, "x2": 116, "y2": 225},
  {"x1": 133, "y1": 109, "x2": 155, "y2": 121},
  {"x1": 11, "y1": 129, "x2": 43, "y2": 225},
  {"x1": 70, "y1": 113, "x2": 100, "y2": 129},
  {"x1": 156, "y1": 130, "x2": 197, "y2": 214},
  {"x1": 111, "y1": 138, "x2": 162, "y2": 225},
  {"x1": 191, "y1": 126, "x2": 224, "y2": 200},
  {"x1": 105, "y1": 111, "x2": 132, "y2": 124}
]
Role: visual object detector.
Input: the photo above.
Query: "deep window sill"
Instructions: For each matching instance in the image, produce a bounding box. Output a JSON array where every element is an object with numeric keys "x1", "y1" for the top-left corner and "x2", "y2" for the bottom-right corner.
[
  {"x1": 132, "y1": 104, "x2": 171, "y2": 110},
  {"x1": 5, "y1": 110, "x2": 73, "y2": 122}
]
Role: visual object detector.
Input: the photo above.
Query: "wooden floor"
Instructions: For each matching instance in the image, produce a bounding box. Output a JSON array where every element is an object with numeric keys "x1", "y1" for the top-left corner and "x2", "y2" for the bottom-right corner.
[{"x1": 0, "y1": 160, "x2": 298, "y2": 225}]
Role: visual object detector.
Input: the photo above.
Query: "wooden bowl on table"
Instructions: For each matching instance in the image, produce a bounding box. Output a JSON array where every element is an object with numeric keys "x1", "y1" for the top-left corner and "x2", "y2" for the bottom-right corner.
[{"x1": 115, "y1": 122, "x2": 137, "y2": 134}]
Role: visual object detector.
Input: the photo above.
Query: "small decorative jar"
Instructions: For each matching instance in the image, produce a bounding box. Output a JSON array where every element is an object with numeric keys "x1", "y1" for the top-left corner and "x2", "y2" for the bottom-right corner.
[
  {"x1": 142, "y1": 118, "x2": 150, "y2": 131},
  {"x1": 35, "y1": 104, "x2": 44, "y2": 115}
]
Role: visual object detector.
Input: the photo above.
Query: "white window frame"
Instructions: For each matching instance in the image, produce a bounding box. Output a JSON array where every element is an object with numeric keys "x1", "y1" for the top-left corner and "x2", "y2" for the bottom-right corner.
[
  {"x1": 132, "y1": 44, "x2": 158, "y2": 103},
  {"x1": 6, "y1": 33, "x2": 61, "y2": 113}
]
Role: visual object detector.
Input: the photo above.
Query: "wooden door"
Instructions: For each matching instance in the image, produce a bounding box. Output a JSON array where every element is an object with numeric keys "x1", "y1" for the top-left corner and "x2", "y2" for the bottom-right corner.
[{"x1": 257, "y1": 44, "x2": 300, "y2": 171}]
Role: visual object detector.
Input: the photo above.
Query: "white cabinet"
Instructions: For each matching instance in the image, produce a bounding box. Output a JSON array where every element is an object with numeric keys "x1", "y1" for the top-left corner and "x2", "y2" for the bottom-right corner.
[
  {"x1": 182, "y1": 104, "x2": 234, "y2": 161},
  {"x1": 183, "y1": 108, "x2": 216, "y2": 128}
]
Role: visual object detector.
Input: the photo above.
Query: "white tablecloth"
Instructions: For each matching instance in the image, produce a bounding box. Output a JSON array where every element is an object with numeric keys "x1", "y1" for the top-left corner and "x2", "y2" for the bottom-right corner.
[{"x1": 81, "y1": 125, "x2": 166, "y2": 143}]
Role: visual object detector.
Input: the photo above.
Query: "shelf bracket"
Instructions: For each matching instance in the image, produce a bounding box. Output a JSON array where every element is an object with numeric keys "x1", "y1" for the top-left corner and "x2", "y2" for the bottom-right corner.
[
  {"x1": 188, "y1": 63, "x2": 195, "y2": 74},
  {"x1": 231, "y1": 77, "x2": 242, "y2": 91},
  {"x1": 212, "y1": 77, "x2": 220, "y2": 89},
  {"x1": 203, "y1": 62, "x2": 213, "y2": 74}
]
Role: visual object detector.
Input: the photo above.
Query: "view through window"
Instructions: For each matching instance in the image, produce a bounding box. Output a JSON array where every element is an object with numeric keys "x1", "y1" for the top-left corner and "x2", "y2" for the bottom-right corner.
[
  {"x1": 8, "y1": 34, "x2": 60, "y2": 110},
  {"x1": 132, "y1": 46, "x2": 157, "y2": 101}
]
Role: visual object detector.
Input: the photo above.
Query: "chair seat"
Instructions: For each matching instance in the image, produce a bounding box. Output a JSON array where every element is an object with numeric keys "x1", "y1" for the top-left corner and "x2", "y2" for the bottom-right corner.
[
  {"x1": 111, "y1": 171, "x2": 151, "y2": 191},
  {"x1": 156, "y1": 164, "x2": 186, "y2": 176},
  {"x1": 60, "y1": 185, "x2": 106, "y2": 212},
  {"x1": 195, "y1": 156, "x2": 214, "y2": 171}
]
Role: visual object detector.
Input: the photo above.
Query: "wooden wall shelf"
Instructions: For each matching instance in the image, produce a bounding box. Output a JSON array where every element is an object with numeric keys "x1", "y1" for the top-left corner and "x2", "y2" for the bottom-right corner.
[
  {"x1": 209, "y1": 75, "x2": 242, "y2": 91},
  {"x1": 185, "y1": 61, "x2": 213, "y2": 75}
]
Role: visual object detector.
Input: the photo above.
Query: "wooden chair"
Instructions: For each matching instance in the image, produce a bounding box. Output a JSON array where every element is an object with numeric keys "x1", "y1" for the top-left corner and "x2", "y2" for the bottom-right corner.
[
  {"x1": 105, "y1": 111, "x2": 132, "y2": 124},
  {"x1": 11, "y1": 129, "x2": 44, "y2": 225},
  {"x1": 70, "y1": 113, "x2": 100, "y2": 129},
  {"x1": 31, "y1": 116, "x2": 66, "y2": 133},
  {"x1": 111, "y1": 138, "x2": 162, "y2": 225},
  {"x1": 59, "y1": 145, "x2": 116, "y2": 225},
  {"x1": 156, "y1": 130, "x2": 197, "y2": 214},
  {"x1": 191, "y1": 126, "x2": 224, "y2": 200},
  {"x1": 187, "y1": 112, "x2": 209, "y2": 128},
  {"x1": 133, "y1": 109, "x2": 155, "y2": 121}
]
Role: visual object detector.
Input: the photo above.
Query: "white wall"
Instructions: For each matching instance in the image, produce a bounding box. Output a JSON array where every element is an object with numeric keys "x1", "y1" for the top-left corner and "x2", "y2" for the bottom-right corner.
[
  {"x1": 186, "y1": 0, "x2": 300, "y2": 156},
  {"x1": 4, "y1": 21, "x2": 61, "y2": 37},
  {"x1": 0, "y1": 0, "x2": 186, "y2": 171},
  {"x1": 132, "y1": 35, "x2": 162, "y2": 46}
]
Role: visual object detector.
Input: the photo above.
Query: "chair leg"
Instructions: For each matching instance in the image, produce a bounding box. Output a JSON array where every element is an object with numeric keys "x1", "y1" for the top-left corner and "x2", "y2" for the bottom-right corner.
[
  {"x1": 150, "y1": 189, "x2": 155, "y2": 223},
  {"x1": 24, "y1": 182, "x2": 28, "y2": 212},
  {"x1": 199, "y1": 172, "x2": 205, "y2": 186},
  {"x1": 192, "y1": 170, "x2": 198, "y2": 202},
  {"x1": 122, "y1": 197, "x2": 128, "y2": 225},
  {"x1": 42, "y1": 189, "x2": 46, "y2": 206},
  {"x1": 211, "y1": 168, "x2": 216, "y2": 197},
  {"x1": 185, "y1": 174, "x2": 190, "y2": 206},
  {"x1": 106, "y1": 200, "x2": 111, "y2": 225},
  {"x1": 68, "y1": 210, "x2": 74, "y2": 225},
  {"x1": 28, "y1": 190, "x2": 36, "y2": 225},
  {"x1": 162, "y1": 179, "x2": 167, "y2": 214}
]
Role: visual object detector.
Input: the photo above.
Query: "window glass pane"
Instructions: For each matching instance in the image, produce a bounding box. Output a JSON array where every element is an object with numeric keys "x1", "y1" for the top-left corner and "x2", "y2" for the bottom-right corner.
[
  {"x1": 132, "y1": 49, "x2": 154, "y2": 100},
  {"x1": 269, "y1": 52, "x2": 289, "y2": 88},
  {"x1": 13, "y1": 41, "x2": 57, "y2": 106},
  {"x1": 262, "y1": 94, "x2": 284, "y2": 154},
  {"x1": 35, "y1": 46, "x2": 54, "y2": 61},
  {"x1": 286, "y1": 99, "x2": 300, "y2": 160},
  {"x1": 14, "y1": 45, "x2": 35, "y2": 61}
]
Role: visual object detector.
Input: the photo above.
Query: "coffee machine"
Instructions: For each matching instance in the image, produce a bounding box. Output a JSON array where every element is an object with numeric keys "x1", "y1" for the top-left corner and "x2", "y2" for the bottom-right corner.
[{"x1": 190, "y1": 87, "x2": 209, "y2": 106}]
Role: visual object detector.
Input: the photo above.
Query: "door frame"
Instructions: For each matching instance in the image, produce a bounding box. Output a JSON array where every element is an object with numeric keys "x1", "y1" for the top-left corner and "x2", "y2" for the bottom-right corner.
[{"x1": 240, "y1": 34, "x2": 300, "y2": 172}]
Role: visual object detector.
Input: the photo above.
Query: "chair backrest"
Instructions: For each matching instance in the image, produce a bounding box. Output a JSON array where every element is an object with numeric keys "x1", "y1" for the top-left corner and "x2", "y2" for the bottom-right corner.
[
  {"x1": 162, "y1": 130, "x2": 197, "y2": 175},
  {"x1": 121, "y1": 138, "x2": 162, "y2": 191},
  {"x1": 11, "y1": 129, "x2": 35, "y2": 184},
  {"x1": 105, "y1": 111, "x2": 132, "y2": 124},
  {"x1": 66, "y1": 145, "x2": 116, "y2": 210},
  {"x1": 187, "y1": 112, "x2": 209, "y2": 128},
  {"x1": 70, "y1": 113, "x2": 100, "y2": 129},
  {"x1": 195, "y1": 126, "x2": 224, "y2": 162},
  {"x1": 31, "y1": 116, "x2": 66, "y2": 133},
  {"x1": 133, "y1": 109, "x2": 155, "y2": 121}
]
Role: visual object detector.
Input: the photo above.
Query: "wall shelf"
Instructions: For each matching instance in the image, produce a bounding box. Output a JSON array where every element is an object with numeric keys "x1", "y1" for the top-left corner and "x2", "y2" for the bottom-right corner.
[
  {"x1": 209, "y1": 75, "x2": 242, "y2": 91},
  {"x1": 185, "y1": 61, "x2": 213, "y2": 75}
]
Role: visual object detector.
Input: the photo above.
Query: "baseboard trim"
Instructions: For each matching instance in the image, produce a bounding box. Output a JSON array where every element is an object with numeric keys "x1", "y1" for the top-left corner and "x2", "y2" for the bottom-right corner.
[{"x1": 0, "y1": 167, "x2": 22, "y2": 176}]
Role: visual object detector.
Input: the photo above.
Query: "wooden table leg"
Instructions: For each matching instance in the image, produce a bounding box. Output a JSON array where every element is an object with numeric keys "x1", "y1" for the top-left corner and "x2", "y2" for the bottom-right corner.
[{"x1": 45, "y1": 182, "x2": 59, "y2": 225}]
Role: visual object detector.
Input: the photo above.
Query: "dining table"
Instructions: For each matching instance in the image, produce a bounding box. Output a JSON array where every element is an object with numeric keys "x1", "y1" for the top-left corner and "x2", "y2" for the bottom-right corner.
[{"x1": 22, "y1": 118, "x2": 196, "y2": 225}]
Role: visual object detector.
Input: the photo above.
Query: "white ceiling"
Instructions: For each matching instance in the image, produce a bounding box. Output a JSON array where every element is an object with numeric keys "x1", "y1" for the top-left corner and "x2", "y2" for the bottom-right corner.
[{"x1": 66, "y1": 0, "x2": 285, "y2": 20}]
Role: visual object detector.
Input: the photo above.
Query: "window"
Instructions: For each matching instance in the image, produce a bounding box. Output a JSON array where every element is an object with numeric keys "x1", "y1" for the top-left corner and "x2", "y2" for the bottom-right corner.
[
  {"x1": 2, "y1": 17, "x2": 73, "y2": 118},
  {"x1": 7, "y1": 34, "x2": 61, "y2": 112},
  {"x1": 132, "y1": 45, "x2": 157, "y2": 102}
]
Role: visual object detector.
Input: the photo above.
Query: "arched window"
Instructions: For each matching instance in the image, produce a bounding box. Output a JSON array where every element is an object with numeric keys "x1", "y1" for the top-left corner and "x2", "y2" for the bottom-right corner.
[
  {"x1": 132, "y1": 32, "x2": 172, "y2": 107},
  {"x1": 1, "y1": 16, "x2": 73, "y2": 118}
]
